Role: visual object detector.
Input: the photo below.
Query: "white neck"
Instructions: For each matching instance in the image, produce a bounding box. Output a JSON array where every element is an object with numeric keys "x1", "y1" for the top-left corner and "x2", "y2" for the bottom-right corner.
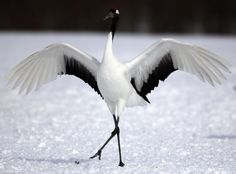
[{"x1": 102, "y1": 32, "x2": 115, "y2": 63}]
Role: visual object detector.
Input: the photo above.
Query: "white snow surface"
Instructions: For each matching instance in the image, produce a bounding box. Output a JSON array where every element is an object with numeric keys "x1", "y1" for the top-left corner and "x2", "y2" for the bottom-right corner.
[{"x1": 0, "y1": 32, "x2": 236, "y2": 174}]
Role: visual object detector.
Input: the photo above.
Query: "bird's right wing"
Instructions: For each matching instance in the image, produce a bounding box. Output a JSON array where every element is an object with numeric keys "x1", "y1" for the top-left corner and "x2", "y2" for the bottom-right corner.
[
  {"x1": 6, "y1": 43, "x2": 102, "y2": 97},
  {"x1": 126, "y1": 39, "x2": 231, "y2": 102}
]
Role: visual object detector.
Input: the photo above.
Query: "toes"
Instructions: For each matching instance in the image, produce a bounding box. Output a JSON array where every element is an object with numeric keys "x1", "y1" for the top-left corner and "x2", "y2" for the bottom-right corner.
[
  {"x1": 90, "y1": 150, "x2": 102, "y2": 160},
  {"x1": 119, "y1": 161, "x2": 125, "y2": 167}
]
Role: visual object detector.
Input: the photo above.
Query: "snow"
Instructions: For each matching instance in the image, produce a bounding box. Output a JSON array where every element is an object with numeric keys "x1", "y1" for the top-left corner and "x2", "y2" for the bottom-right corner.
[{"x1": 0, "y1": 32, "x2": 236, "y2": 173}]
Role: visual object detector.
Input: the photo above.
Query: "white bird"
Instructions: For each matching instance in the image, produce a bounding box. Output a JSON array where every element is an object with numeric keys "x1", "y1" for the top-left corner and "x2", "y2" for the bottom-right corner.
[{"x1": 6, "y1": 9, "x2": 231, "y2": 167}]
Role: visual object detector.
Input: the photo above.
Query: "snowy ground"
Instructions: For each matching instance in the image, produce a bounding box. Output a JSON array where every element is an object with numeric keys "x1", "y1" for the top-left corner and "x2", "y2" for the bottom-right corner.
[{"x1": 0, "y1": 32, "x2": 236, "y2": 174}]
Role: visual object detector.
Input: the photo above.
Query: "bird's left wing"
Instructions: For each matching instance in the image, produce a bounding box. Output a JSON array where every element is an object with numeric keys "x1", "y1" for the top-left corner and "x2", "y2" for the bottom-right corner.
[
  {"x1": 126, "y1": 39, "x2": 231, "y2": 102},
  {"x1": 6, "y1": 43, "x2": 102, "y2": 97}
]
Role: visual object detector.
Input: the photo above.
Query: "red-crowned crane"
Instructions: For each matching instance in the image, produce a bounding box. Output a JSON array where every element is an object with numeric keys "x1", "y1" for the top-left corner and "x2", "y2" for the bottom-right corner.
[{"x1": 6, "y1": 9, "x2": 231, "y2": 167}]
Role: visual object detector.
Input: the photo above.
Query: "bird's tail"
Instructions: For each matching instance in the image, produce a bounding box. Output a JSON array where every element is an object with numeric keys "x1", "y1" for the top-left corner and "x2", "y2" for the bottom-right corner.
[{"x1": 126, "y1": 89, "x2": 148, "y2": 107}]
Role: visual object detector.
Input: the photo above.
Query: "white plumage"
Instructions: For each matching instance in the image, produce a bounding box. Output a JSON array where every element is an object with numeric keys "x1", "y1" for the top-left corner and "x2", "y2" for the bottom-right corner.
[
  {"x1": 6, "y1": 43, "x2": 99, "y2": 95},
  {"x1": 5, "y1": 9, "x2": 231, "y2": 167},
  {"x1": 127, "y1": 38, "x2": 230, "y2": 89},
  {"x1": 6, "y1": 36, "x2": 230, "y2": 107}
]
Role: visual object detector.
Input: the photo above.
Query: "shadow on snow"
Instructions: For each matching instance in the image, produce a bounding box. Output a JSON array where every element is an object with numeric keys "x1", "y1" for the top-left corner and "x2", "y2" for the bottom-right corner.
[
  {"x1": 16, "y1": 157, "x2": 90, "y2": 164},
  {"x1": 206, "y1": 134, "x2": 236, "y2": 140}
]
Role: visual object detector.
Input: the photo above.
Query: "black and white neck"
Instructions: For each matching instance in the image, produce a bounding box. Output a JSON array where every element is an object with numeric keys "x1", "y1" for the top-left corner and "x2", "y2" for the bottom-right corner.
[
  {"x1": 103, "y1": 9, "x2": 120, "y2": 63},
  {"x1": 104, "y1": 9, "x2": 119, "y2": 40}
]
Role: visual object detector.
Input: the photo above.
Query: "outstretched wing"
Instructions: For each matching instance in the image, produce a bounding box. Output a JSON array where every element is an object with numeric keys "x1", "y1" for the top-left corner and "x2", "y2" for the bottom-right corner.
[
  {"x1": 6, "y1": 43, "x2": 102, "y2": 97},
  {"x1": 126, "y1": 39, "x2": 231, "y2": 103}
]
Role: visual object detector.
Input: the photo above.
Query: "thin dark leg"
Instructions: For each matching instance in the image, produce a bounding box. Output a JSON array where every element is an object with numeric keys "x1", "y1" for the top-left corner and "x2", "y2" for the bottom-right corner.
[
  {"x1": 112, "y1": 115, "x2": 125, "y2": 167},
  {"x1": 90, "y1": 125, "x2": 119, "y2": 160},
  {"x1": 89, "y1": 115, "x2": 120, "y2": 160},
  {"x1": 89, "y1": 115, "x2": 124, "y2": 167}
]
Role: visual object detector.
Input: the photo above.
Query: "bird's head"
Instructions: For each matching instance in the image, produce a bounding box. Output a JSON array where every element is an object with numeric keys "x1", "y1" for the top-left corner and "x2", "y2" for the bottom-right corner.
[
  {"x1": 104, "y1": 9, "x2": 119, "y2": 40},
  {"x1": 104, "y1": 9, "x2": 119, "y2": 21}
]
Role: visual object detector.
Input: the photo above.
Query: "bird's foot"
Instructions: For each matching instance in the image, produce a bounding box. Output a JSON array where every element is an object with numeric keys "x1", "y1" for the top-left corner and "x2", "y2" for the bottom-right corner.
[
  {"x1": 90, "y1": 149, "x2": 102, "y2": 160},
  {"x1": 119, "y1": 161, "x2": 125, "y2": 167}
]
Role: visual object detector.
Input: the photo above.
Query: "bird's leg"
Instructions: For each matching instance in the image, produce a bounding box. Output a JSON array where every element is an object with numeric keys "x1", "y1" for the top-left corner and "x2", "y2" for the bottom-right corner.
[
  {"x1": 90, "y1": 115, "x2": 124, "y2": 167},
  {"x1": 90, "y1": 116, "x2": 120, "y2": 160},
  {"x1": 112, "y1": 115, "x2": 125, "y2": 167}
]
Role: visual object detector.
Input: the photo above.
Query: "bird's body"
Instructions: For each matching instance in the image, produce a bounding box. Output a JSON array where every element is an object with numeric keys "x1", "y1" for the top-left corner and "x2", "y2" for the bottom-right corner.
[
  {"x1": 5, "y1": 9, "x2": 231, "y2": 167},
  {"x1": 97, "y1": 32, "x2": 147, "y2": 115}
]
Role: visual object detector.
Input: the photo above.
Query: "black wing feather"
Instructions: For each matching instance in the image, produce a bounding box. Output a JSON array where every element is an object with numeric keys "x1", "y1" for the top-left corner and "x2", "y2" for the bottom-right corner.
[
  {"x1": 63, "y1": 55, "x2": 103, "y2": 98},
  {"x1": 131, "y1": 53, "x2": 177, "y2": 102}
]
